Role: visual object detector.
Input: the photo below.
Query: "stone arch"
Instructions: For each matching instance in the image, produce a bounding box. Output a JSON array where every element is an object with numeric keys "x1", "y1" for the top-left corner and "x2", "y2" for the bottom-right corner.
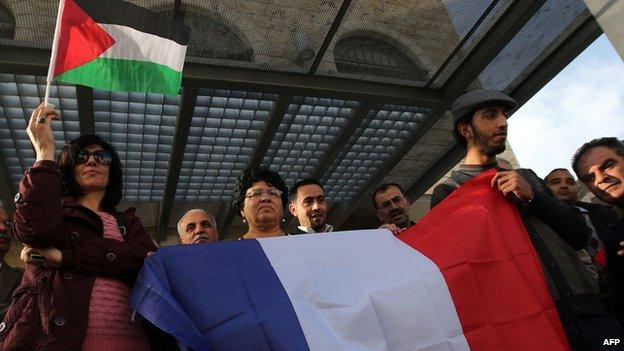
[{"x1": 334, "y1": 32, "x2": 426, "y2": 81}]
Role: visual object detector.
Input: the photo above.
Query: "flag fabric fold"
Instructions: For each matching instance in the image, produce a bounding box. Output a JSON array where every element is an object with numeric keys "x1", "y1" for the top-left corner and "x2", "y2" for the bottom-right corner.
[
  {"x1": 130, "y1": 170, "x2": 569, "y2": 351},
  {"x1": 50, "y1": 0, "x2": 190, "y2": 95}
]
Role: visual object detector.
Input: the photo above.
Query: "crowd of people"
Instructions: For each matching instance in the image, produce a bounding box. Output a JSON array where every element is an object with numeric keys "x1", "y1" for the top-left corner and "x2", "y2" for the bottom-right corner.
[{"x1": 0, "y1": 89, "x2": 623, "y2": 350}]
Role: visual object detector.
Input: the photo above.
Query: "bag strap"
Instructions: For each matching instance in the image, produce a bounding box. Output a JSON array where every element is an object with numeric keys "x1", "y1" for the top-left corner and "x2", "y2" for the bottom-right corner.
[{"x1": 116, "y1": 212, "x2": 127, "y2": 237}]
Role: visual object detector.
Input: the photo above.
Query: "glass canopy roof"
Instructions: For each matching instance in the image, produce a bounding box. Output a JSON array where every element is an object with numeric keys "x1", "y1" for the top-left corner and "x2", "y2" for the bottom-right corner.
[{"x1": 0, "y1": 0, "x2": 603, "y2": 238}]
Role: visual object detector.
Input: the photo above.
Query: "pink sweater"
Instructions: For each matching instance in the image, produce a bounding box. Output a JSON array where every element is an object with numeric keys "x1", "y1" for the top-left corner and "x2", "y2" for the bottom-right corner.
[{"x1": 81, "y1": 212, "x2": 149, "y2": 351}]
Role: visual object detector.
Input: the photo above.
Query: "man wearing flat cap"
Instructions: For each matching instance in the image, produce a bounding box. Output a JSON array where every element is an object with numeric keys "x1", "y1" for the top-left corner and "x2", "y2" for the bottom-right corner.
[{"x1": 430, "y1": 89, "x2": 624, "y2": 350}]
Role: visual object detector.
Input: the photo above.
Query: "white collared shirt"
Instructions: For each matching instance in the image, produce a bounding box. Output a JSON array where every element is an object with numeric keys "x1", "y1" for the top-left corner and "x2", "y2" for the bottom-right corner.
[{"x1": 297, "y1": 224, "x2": 334, "y2": 234}]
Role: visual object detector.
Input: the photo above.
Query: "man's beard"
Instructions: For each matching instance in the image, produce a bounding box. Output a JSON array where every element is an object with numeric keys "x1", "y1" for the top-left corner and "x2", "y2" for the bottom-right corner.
[
  {"x1": 388, "y1": 208, "x2": 409, "y2": 228},
  {"x1": 473, "y1": 125, "x2": 506, "y2": 156},
  {"x1": 310, "y1": 218, "x2": 326, "y2": 232}
]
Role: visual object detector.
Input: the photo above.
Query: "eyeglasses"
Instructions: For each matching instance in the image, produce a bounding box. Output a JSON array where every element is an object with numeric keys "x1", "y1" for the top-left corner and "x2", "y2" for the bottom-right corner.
[
  {"x1": 379, "y1": 195, "x2": 406, "y2": 210},
  {"x1": 76, "y1": 149, "x2": 113, "y2": 165},
  {"x1": 245, "y1": 188, "x2": 282, "y2": 199}
]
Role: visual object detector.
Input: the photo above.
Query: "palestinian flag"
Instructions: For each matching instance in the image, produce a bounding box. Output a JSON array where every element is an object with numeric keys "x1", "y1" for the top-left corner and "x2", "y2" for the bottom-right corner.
[{"x1": 48, "y1": 0, "x2": 190, "y2": 95}]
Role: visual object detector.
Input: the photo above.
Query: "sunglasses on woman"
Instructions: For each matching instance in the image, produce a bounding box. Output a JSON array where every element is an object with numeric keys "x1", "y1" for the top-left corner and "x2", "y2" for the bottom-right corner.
[{"x1": 75, "y1": 149, "x2": 113, "y2": 165}]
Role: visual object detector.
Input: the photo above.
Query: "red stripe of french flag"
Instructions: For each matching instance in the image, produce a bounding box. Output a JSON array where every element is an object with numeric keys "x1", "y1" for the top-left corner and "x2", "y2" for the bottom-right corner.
[{"x1": 399, "y1": 169, "x2": 569, "y2": 351}]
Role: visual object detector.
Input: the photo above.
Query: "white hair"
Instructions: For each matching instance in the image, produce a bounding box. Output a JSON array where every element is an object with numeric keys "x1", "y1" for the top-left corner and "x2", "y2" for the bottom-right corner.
[{"x1": 177, "y1": 209, "x2": 217, "y2": 236}]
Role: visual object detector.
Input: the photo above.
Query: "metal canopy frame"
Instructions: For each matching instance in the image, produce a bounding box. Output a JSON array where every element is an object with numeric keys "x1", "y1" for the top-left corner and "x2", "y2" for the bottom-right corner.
[
  {"x1": 0, "y1": 0, "x2": 602, "y2": 238},
  {"x1": 76, "y1": 85, "x2": 94, "y2": 135}
]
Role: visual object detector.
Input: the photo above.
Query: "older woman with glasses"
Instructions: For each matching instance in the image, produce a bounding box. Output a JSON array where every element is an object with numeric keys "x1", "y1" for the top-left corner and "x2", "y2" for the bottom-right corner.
[
  {"x1": 0, "y1": 104, "x2": 157, "y2": 351},
  {"x1": 232, "y1": 167, "x2": 289, "y2": 239}
]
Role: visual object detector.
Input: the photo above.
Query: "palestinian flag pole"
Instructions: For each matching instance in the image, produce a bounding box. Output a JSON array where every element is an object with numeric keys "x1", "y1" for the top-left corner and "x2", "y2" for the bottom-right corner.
[{"x1": 44, "y1": 0, "x2": 191, "y2": 105}]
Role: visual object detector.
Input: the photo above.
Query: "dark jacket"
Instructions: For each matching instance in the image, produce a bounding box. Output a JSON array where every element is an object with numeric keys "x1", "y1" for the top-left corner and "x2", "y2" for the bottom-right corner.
[
  {"x1": 604, "y1": 218, "x2": 624, "y2": 323},
  {"x1": 0, "y1": 261, "x2": 23, "y2": 321},
  {"x1": 575, "y1": 201, "x2": 619, "y2": 245},
  {"x1": 0, "y1": 161, "x2": 157, "y2": 351}
]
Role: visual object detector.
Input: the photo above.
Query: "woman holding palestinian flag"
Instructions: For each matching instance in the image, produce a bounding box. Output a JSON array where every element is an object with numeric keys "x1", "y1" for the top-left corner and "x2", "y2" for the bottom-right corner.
[{"x1": 0, "y1": 103, "x2": 157, "y2": 351}]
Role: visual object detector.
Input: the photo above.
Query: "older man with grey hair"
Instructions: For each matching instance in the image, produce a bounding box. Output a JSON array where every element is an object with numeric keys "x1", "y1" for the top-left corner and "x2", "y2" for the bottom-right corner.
[{"x1": 177, "y1": 209, "x2": 219, "y2": 244}]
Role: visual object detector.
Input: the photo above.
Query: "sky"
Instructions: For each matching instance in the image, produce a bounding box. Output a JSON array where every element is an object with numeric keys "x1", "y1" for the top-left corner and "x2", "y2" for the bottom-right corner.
[{"x1": 508, "y1": 34, "x2": 624, "y2": 178}]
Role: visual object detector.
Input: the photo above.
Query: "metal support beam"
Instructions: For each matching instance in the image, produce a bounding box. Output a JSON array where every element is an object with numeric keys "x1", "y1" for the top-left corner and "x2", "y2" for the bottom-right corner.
[
  {"x1": 173, "y1": 0, "x2": 182, "y2": 20},
  {"x1": 219, "y1": 94, "x2": 293, "y2": 236},
  {"x1": 76, "y1": 85, "x2": 94, "y2": 135},
  {"x1": 156, "y1": 88, "x2": 198, "y2": 241},
  {"x1": 0, "y1": 47, "x2": 48, "y2": 76},
  {"x1": 308, "y1": 0, "x2": 352, "y2": 75},
  {"x1": 328, "y1": 0, "x2": 547, "y2": 229},
  {"x1": 0, "y1": 47, "x2": 445, "y2": 109},
  {"x1": 183, "y1": 64, "x2": 443, "y2": 108}
]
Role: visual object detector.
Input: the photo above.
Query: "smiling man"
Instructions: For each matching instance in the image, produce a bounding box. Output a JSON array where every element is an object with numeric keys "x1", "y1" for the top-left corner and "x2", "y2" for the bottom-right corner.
[
  {"x1": 574, "y1": 138, "x2": 624, "y2": 209},
  {"x1": 177, "y1": 209, "x2": 219, "y2": 244},
  {"x1": 573, "y1": 137, "x2": 624, "y2": 324},
  {"x1": 289, "y1": 179, "x2": 333, "y2": 234}
]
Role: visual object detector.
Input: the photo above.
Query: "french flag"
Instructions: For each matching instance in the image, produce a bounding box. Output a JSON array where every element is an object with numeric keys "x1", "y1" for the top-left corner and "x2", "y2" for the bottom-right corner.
[{"x1": 130, "y1": 170, "x2": 569, "y2": 350}]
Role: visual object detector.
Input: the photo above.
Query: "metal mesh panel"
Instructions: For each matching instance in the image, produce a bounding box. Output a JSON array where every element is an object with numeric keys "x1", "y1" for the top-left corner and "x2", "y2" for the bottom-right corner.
[
  {"x1": 431, "y1": 0, "x2": 513, "y2": 88},
  {"x1": 93, "y1": 90, "x2": 179, "y2": 202},
  {"x1": 175, "y1": 89, "x2": 278, "y2": 202},
  {"x1": 261, "y1": 96, "x2": 360, "y2": 187},
  {"x1": 322, "y1": 104, "x2": 430, "y2": 202},
  {"x1": 149, "y1": 0, "x2": 341, "y2": 73},
  {"x1": 476, "y1": 0, "x2": 590, "y2": 92},
  {"x1": 0, "y1": 1, "x2": 56, "y2": 48},
  {"x1": 0, "y1": 74, "x2": 80, "y2": 187},
  {"x1": 314, "y1": 0, "x2": 509, "y2": 86}
]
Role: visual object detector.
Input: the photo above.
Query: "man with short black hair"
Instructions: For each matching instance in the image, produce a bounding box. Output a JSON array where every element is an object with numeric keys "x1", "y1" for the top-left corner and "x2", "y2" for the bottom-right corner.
[
  {"x1": 177, "y1": 209, "x2": 219, "y2": 244},
  {"x1": 431, "y1": 89, "x2": 622, "y2": 351},
  {"x1": 573, "y1": 137, "x2": 624, "y2": 323},
  {"x1": 573, "y1": 137, "x2": 624, "y2": 209},
  {"x1": 545, "y1": 168, "x2": 579, "y2": 204},
  {"x1": 373, "y1": 183, "x2": 414, "y2": 235},
  {"x1": 289, "y1": 179, "x2": 332, "y2": 234}
]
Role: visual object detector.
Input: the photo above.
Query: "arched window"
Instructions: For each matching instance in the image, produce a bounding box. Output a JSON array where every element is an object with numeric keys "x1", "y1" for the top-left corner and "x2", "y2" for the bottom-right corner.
[
  {"x1": 0, "y1": 4, "x2": 15, "y2": 39},
  {"x1": 334, "y1": 34, "x2": 426, "y2": 81},
  {"x1": 154, "y1": 5, "x2": 253, "y2": 62}
]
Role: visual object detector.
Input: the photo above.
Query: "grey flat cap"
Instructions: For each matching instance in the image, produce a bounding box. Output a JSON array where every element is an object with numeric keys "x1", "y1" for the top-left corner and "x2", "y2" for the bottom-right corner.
[{"x1": 451, "y1": 89, "x2": 517, "y2": 122}]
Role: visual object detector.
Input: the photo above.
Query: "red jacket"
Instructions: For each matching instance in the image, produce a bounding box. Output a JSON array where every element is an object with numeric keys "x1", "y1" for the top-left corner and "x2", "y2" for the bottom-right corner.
[{"x1": 0, "y1": 161, "x2": 157, "y2": 351}]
